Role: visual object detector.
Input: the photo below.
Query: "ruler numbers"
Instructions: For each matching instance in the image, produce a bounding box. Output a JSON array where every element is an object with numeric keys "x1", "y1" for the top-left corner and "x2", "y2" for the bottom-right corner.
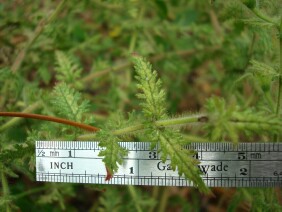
[{"x1": 36, "y1": 141, "x2": 282, "y2": 187}]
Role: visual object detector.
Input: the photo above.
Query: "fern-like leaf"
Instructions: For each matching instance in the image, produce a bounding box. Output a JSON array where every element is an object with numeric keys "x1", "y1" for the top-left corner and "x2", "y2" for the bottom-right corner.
[
  {"x1": 205, "y1": 97, "x2": 239, "y2": 142},
  {"x1": 97, "y1": 187, "x2": 122, "y2": 212},
  {"x1": 0, "y1": 142, "x2": 34, "y2": 164},
  {"x1": 228, "y1": 188, "x2": 282, "y2": 212},
  {"x1": 205, "y1": 96, "x2": 282, "y2": 142},
  {"x1": 134, "y1": 57, "x2": 167, "y2": 120},
  {"x1": 37, "y1": 184, "x2": 74, "y2": 210},
  {"x1": 51, "y1": 83, "x2": 89, "y2": 121},
  {"x1": 97, "y1": 129, "x2": 128, "y2": 174},
  {"x1": 149, "y1": 127, "x2": 208, "y2": 192},
  {"x1": 249, "y1": 60, "x2": 279, "y2": 77},
  {"x1": 232, "y1": 111, "x2": 282, "y2": 133},
  {"x1": 133, "y1": 56, "x2": 207, "y2": 191},
  {"x1": 55, "y1": 51, "x2": 82, "y2": 87}
]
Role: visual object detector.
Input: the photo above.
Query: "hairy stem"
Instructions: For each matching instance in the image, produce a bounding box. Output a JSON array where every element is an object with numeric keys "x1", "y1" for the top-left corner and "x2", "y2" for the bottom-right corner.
[
  {"x1": 11, "y1": 0, "x2": 66, "y2": 73},
  {"x1": 77, "y1": 114, "x2": 208, "y2": 140},
  {"x1": 113, "y1": 115, "x2": 207, "y2": 135}
]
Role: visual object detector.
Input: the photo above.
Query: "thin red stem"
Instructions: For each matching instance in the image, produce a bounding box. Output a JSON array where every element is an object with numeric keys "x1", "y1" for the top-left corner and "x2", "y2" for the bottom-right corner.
[{"x1": 0, "y1": 112, "x2": 99, "y2": 132}]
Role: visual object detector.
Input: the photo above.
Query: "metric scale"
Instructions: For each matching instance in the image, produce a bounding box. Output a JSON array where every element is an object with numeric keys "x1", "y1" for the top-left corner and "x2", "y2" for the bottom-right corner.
[{"x1": 36, "y1": 141, "x2": 282, "y2": 187}]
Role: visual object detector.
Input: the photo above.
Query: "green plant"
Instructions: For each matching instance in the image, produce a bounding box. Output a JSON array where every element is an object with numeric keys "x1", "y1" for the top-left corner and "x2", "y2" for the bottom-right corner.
[{"x1": 0, "y1": 0, "x2": 281, "y2": 211}]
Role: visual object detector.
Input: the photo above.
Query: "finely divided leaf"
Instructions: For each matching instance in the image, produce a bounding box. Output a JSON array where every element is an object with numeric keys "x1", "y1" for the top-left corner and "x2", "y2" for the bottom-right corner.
[
  {"x1": 97, "y1": 188, "x2": 122, "y2": 212},
  {"x1": 0, "y1": 143, "x2": 33, "y2": 164},
  {"x1": 97, "y1": 130, "x2": 128, "y2": 174},
  {"x1": 149, "y1": 128, "x2": 208, "y2": 192},
  {"x1": 52, "y1": 83, "x2": 89, "y2": 121},
  {"x1": 249, "y1": 60, "x2": 280, "y2": 77},
  {"x1": 205, "y1": 97, "x2": 239, "y2": 142},
  {"x1": 55, "y1": 51, "x2": 82, "y2": 85},
  {"x1": 205, "y1": 97, "x2": 282, "y2": 142},
  {"x1": 133, "y1": 57, "x2": 167, "y2": 120},
  {"x1": 133, "y1": 57, "x2": 207, "y2": 192}
]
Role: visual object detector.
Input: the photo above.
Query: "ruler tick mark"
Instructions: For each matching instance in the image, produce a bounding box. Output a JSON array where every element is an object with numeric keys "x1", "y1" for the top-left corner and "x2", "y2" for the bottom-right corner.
[{"x1": 36, "y1": 141, "x2": 282, "y2": 187}]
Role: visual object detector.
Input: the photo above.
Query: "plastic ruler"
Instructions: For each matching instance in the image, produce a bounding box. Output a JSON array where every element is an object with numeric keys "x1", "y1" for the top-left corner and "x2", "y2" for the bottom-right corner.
[{"x1": 36, "y1": 141, "x2": 282, "y2": 187}]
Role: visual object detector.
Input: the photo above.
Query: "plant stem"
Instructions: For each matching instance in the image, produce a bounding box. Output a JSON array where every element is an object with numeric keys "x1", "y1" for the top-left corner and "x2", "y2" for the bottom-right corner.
[
  {"x1": 149, "y1": 187, "x2": 159, "y2": 212},
  {"x1": 81, "y1": 46, "x2": 220, "y2": 84},
  {"x1": 277, "y1": 17, "x2": 282, "y2": 116},
  {"x1": 0, "y1": 101, "x2": 99, "y2": 132},
  {"x1": 243, "y1": 32, "x2": 257, "y2": 70},
  {"x1": 112, "y1": 123, "x2": 144, "y2": 135},
  {"x1": 1, "y1": 170, "x2": 11, "y2": 212},
  {"x1": 251, "y1": 8, "x2": 278, "y2": 27},
  {"x1": 209, "y1": 8, "x2": 222, "y2": 37},
  {"x1": 77, "y1": 114, "x2": 208, "y2": 140},
  {"x1": 129, "y1": 5, "x2": 144, "y2": 53},
  {"x1": 128, "y1": 186, "x2": 142, "y2": 212},
  {"x1": 0, "y1": 81, "x2": 9, "y2": 109},
  {"x1": 113, "y1": 115, "x2": 207, "y2": 135},
  {"x1": 275, "y1": 17, "x2": 282, "y2": 141},
  {"x1": 81, "y1": 62, "x2": 130, "y2": 84},
  {"x1": 158, "y1": 187, "x2": 169, "y2": 212},
  {"x1": 12, "y1": 186, "x2": 48, "y2": 199},
  {"x1": 11, "y1": 0, "x2": 67, "y2": 73},
  {"x1": 0, "y1": 112, "x2": 99, "y2": 132},
  {"x1": 182, "y1": 134, "x2": 209, "y2": 142},
  {"x1": 0, "y1": 101, "x2": 42, "y2": 131}
]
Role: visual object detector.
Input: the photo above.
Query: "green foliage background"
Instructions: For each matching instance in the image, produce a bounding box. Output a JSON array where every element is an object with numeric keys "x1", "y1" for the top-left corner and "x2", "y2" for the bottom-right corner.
[{"x1": 0, "y1": 0, "x2": 281, "y2": 211}]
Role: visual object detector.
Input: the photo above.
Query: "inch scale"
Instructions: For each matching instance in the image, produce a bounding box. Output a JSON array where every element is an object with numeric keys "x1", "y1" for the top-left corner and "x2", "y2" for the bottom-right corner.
[{"x1": 36, "y1": 141, "x2": 282, "y2": 187}]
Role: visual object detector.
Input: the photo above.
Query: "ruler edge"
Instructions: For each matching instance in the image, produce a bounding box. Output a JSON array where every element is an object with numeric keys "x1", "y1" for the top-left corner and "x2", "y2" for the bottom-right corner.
[{"x1": 35, "y1": 141, "x2": 282, "y2": 187}]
